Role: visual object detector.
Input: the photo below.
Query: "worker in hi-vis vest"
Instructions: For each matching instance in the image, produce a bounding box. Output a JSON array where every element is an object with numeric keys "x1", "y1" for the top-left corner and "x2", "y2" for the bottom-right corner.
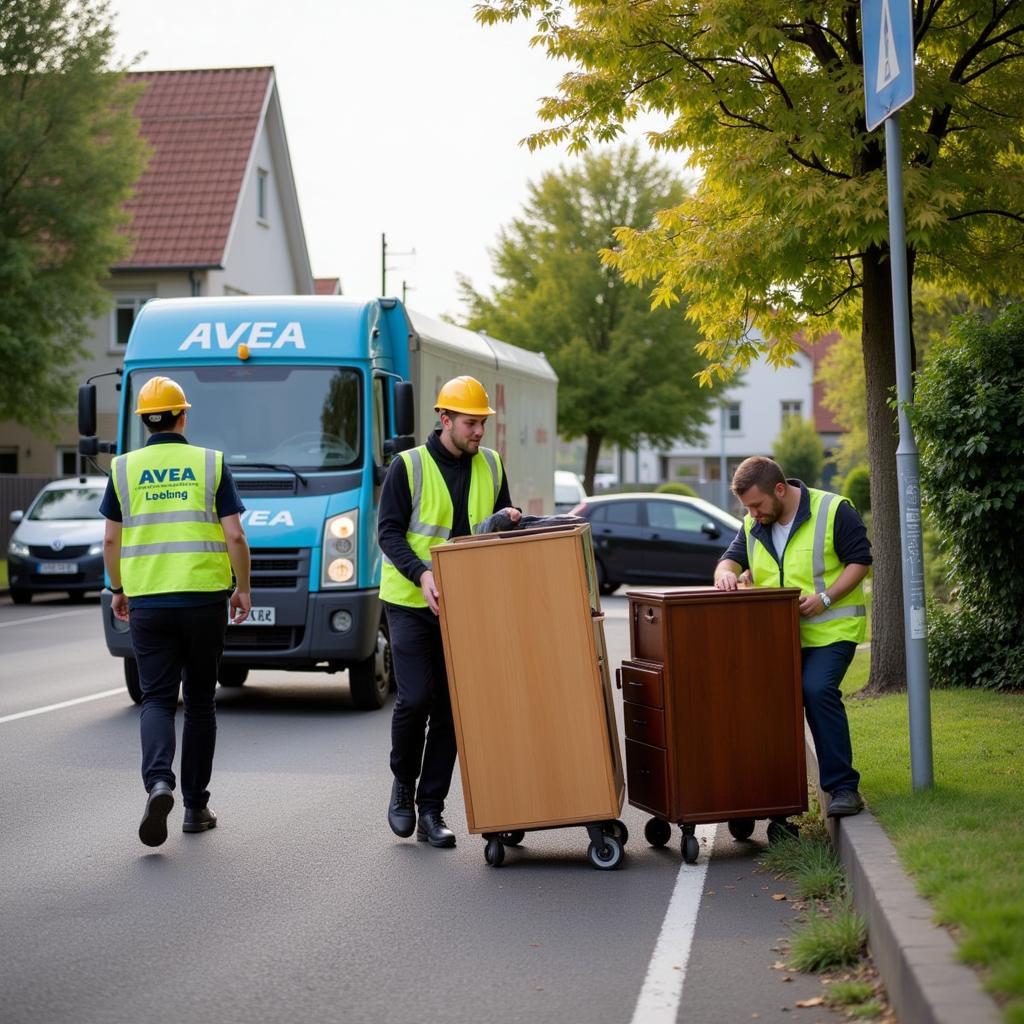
[
  {"x1": 100, "y1": 376, "x2": 251, "y2": 848},
  {"x1": 378, "y1": 376, "x2": 520, "y2": 849},
  {"x1": 714, "y1": 456, "x2": 871, "y2": 823}
]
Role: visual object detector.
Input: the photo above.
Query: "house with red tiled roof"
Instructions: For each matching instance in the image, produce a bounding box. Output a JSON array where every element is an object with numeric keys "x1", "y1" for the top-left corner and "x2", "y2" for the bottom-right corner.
[
  {"x1": 2, "y1": 66, "x2": 315, "y2": 477},
  {"x1": 314, "y1": 277, "x2": 343, "y2": 295}
]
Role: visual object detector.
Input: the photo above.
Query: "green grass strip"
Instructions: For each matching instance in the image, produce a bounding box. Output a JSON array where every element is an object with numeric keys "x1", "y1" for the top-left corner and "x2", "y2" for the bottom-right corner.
[{"x1": 843, "y1": 651, "x2": 1024, "y2": 1022}]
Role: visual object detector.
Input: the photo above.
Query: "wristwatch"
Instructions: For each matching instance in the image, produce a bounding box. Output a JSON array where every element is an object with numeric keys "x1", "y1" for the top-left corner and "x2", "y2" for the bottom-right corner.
[
  {"x1": 109, "y1": 585, "x2": 124, "y2": 594},
  {"x1": 818, "y1": 591, "x2": 832, "y2": 609}
]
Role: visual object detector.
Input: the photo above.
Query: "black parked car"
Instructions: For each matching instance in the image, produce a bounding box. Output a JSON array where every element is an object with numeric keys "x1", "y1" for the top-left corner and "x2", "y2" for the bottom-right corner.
[{"x1": 569, "y1": 492, "x2": 742, "y2": 595}]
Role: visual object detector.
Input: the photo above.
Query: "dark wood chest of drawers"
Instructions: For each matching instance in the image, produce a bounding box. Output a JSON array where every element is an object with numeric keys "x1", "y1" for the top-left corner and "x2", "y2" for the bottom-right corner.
[{"x1": 620, "y1": 587, "x2": 807, "y2": 829}]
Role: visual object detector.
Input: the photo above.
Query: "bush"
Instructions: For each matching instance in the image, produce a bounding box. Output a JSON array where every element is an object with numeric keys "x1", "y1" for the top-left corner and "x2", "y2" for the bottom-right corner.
[
  {"x1": 772, "y1": 416, "x2": 824, "y2": 486},
  {"x1": 913, "y1": 304, "x2": 1024, "y2": 689},
  {"x1": 842, "y1": 464, "x2": 871, "y2": 513},
  {"x1": 656, "y1": 481, "x2": 697, "y2": 497}
]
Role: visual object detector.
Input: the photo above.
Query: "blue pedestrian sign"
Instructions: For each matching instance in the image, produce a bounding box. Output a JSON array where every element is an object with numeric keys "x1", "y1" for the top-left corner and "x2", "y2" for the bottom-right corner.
[{"x1": 861, "y1": 0, "x2": 915, "y2": 131}]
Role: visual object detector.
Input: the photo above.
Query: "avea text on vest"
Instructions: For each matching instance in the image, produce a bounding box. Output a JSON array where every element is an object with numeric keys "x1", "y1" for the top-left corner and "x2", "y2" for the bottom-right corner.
[{"x1": 139, "y1": 467, "x2": 197, "y2": 484}]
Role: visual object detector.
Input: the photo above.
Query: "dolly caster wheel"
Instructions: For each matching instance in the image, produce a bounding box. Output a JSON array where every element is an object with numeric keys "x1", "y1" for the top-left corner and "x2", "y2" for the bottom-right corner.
[
  {"x1": 588, "y1": 835, "x2": 624, "y2": 870},
  {"x1": 644, "y1": 817, "x2": 672, "y2": 848},
  {"x1": 682, "y1": 833, "x2": 700, "y2": 864},
  {"x1": 484, "y1": 838, "x2": 505, "y2": 866},
  {"x1": 728, "y1": 818, "x2": 756, "y2": 841}
]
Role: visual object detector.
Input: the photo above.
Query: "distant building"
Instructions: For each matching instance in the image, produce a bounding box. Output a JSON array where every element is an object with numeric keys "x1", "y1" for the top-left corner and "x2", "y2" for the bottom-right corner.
[
  {"x1": 0, "y1": 66, "x2": 314, "y2": 476},
  {"x1": 621, "y1": 329, "x2": 846, "y2": 509},
  {"x1": 315, "y1": 277, "x2": 343, "y2": 295}
]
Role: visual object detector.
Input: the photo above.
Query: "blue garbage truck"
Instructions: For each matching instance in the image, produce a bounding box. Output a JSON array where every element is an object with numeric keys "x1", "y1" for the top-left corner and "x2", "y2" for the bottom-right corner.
[{"x1": 78, "y1": 296, "x2": 557, "y2": 709}]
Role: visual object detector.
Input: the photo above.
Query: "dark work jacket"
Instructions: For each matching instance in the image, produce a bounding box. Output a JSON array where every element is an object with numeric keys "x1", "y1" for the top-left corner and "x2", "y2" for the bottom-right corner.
[
  {"x1": 377, "y1": 430, "x2": 513, "y2": 587},
  {"x1": 718, "y1": 479, "x2": 872, "y2": 572}
]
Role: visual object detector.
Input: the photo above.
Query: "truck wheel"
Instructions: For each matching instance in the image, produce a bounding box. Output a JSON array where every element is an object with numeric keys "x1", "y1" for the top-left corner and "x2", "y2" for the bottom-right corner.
[
  {"x1": 10, "y1": 589, "x2": 32, "y2": 605},
  {"x1": 124, "y1": 658, "x2": 142, "y2": 705},
  {"x1": 349, "y1": 620, "x2": 393, "y2": 710},
  {"x1": 218, "y1": 665, "x2": 249, "y2": 687}
]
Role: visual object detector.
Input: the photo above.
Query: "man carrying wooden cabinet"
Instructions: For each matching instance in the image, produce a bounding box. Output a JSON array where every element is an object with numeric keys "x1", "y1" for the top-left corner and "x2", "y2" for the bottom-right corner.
[
  {"x1": 378, "y1": 376, "x2": 520, "y2": 847},
  {"x1": 714, "y1": 456, "x2": 871, "y2": 819}
]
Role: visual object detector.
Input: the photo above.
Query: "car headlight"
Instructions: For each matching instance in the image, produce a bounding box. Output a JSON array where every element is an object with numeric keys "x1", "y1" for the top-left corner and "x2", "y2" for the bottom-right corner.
[
  {"x1": 88, "y1": 543, "x2": 103, "y2": 556},
  {"x1": 322, "y1": 510, "x2": 357, "y2": 588},
  {"x1": 8, "y1": 539, "x2": 29, "y2": 558}
]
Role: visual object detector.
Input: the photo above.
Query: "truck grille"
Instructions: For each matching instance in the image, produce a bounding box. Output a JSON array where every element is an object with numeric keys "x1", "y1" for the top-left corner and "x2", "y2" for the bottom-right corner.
[
  {"x1": 224, "y1": 626, "x2": 304, "y2": 651},
  {"x1": 235, "y1": 477, "x2": 297, "y2": 494},
  {"x1": 251, "y1": 548, "x2": 306, "y2": 590}
]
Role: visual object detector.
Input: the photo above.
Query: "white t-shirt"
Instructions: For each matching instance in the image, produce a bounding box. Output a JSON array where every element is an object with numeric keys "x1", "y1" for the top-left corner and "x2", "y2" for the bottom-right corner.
[{"x1": 772, "y1": 518, "x2": 795, "y2": 558}]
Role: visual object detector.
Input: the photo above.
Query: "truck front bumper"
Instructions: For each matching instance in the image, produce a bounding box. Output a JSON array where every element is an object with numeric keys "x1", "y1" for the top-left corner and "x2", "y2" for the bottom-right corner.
[{"x1": 101, "y1": 589, "x2": 383, "y2": 671}]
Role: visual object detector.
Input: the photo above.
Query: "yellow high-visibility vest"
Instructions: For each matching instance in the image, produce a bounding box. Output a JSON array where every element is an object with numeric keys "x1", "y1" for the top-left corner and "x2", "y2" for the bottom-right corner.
[
  {"x1": 112, "y1": 443, "x2": 231, "y2": 597},
  {"x1": 379, "y1": 444, "x2": 503, "y2": 608},
  {"x1": 745, "y1": 488, "x2": 866, "y2": 647}
]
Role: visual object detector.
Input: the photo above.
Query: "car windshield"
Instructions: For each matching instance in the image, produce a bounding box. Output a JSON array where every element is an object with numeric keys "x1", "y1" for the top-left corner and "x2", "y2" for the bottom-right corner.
[
  {"x1": 29, "y1": 487, "x2": 105, "y2": 520},
  {"x1": 125, "y1": 366, "x2": 362, "y2": 471}
]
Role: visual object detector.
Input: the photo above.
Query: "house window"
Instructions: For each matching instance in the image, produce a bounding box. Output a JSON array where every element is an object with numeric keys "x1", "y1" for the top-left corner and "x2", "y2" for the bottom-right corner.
[
  {"x1": 781, "y1": 400, "x2": 803, "y2": 421},
  {"x1": 111, "y1": 294, "x2": 154, "y2": 350},
  {"x1": 257, "y1": 168, "x2": 269, "y2": 221},
  {"x1": 0, "y1": 449, "x2": 17, "y2": 474},
  {"x1": 57, "y1": 448, "x2": 79, "y2": 475},
  {"x1": 726, "y1": 402, "x2": 741, "y2": 431}
]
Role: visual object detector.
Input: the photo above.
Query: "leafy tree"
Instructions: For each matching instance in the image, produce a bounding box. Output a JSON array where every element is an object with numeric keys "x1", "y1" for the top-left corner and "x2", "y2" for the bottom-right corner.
[
  {"x1": 772, "y1": 416, "x2": 824, "y2": 488},
  {"x1": 460, "y1": 144, "x2": 716, "y2": 493},
  {"x1": 841, "y1": 465, "x2": 871, "y2": 514},
  {"x1": 0, "y1": 0, "x2": 146, "y2": 432},
  {"x1": 817, "y1": 332, "x2": 868, "y2": 475},
  {"x1": 476, "y1": 0, "x2": 1024, "y2": 694},
  {"x1": 912, "y1": 304, "x2": 1024, "y2": 690}
]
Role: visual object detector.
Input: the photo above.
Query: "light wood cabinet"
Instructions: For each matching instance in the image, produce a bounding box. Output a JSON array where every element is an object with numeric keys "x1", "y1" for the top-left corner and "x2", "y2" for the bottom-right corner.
[
  {"x1": 431, "y1": 523, "x2": 626, "y2": 869},
  {"x1": 620, "y1": 586, "x2": 807, "y2": 862}
]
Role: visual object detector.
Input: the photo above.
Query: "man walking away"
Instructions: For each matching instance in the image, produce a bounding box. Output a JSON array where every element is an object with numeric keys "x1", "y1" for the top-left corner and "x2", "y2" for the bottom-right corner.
[{"x1": 100, "y1": 376, "x2": 251, "y2": 847}]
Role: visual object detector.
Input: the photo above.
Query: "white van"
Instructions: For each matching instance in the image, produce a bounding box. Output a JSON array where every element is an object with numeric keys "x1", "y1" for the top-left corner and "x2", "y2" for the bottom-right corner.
[{"x1": 554, "y1": 470, "x2": 587, "y2": 513}]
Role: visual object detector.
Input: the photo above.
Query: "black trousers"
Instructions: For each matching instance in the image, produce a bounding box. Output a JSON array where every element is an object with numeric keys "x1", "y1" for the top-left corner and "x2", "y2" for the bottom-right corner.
[
  {"x1": 129, "y1": 602, "x2": 227, "y2": 809},
  {"x1": 384, "y1": 602, "x2": 456, "y2": 812}
]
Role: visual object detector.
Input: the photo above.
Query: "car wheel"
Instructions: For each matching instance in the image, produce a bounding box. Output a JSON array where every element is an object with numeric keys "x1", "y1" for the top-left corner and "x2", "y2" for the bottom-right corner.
[
  {"x1": 596, "y1": 559, "x2": 618, "y2": 596},
  {"x1": 349, "y1": 618, "x2": 393, "y2": 710},
  {"x1": 218, "y1": 665, "x2": 249, "y2": 687},
  {"x1": 10, "y1": 589, "x2": 32, "y2": 605}
]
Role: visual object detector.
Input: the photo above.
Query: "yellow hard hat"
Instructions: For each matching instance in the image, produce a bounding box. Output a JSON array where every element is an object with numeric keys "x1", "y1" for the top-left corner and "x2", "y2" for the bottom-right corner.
[
  {"x1": 134, "y1": 376, "x2": 191, "y2": 416},
  {"x1": 434, "y1": 376, "x2": 495, "y2": 416}
]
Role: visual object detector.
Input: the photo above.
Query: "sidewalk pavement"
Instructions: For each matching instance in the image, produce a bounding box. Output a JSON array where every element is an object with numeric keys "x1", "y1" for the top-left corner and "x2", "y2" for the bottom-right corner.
[{"x1": 806, "y1": 727, "x2": 1002, "y2": 1023}]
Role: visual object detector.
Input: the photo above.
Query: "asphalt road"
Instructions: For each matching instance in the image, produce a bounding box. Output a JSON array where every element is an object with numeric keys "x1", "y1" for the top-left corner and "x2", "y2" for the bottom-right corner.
[{"x1": 0, "y1": 591, "x2": 849, "y2": 1024}]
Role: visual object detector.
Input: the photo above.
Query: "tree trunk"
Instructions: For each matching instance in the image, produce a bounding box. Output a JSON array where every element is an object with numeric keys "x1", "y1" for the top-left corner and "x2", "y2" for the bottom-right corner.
[
  {"x1": 860, "y1": 245, "x2": 907, "y2": 694},
  {"x1": 582, "y1": 431, "x2": 602, "y2": 496}
]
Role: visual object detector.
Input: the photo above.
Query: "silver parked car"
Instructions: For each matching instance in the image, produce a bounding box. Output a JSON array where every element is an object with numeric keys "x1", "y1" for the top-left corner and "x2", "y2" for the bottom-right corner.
[{"x1": 7, "y1": 477, "x2": 107, "y2": 604}]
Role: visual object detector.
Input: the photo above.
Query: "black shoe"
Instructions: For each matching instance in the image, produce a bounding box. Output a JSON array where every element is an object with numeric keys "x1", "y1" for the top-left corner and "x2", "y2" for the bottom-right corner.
[
  {"x1": 827, "y1": 789, "x2": 865, "y2": 817},
  {"x1": 388, "y1": 778, "x2": 416, "y2": 838},
  {"x1": 139, "y1": 781, "x2": 174, "y2": 848},
  {"x1": 183, "y1": 807, "x2": 217, "y2": 833},
  {"x1": 416, "y1": 809, "x2": 456, "y2": 848}
]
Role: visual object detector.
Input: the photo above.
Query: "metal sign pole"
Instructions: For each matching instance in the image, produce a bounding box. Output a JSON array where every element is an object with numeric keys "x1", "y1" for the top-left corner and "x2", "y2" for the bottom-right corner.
[{"x1": 883, "y1": 113, "x2": 934, "y2": 789}]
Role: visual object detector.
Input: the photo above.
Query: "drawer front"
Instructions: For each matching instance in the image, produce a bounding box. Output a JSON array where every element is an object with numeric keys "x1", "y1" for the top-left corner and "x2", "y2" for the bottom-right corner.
[
  {"x1": 619, "y1": 662, "x2": 664, "y2": 709},
  {"x1": 625, "y1": 740, "x2": 669, "y2": 815},
  {"x1": 632, "y1": 602, "x2": 665, "y2": 661},
  {"x1": 624, "y1": 705, "x2": 667, "y2": 748}
]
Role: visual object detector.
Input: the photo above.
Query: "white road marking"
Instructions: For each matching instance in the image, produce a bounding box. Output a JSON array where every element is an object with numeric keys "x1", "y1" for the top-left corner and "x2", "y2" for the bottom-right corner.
[
  {"x1": 0, "y1": 688, "x2": 123, "y2": 725},
  {"x1": 629, "y1": 824, "x2": 716, "y2": 1024},
  {"x1": 0, "y1": 608, "x2": 96, "y2": 628}
]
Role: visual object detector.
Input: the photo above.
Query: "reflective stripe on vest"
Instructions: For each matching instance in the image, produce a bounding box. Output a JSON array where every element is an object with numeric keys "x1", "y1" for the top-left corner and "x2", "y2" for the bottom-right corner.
[
  {"x1": 744, "y1": 488, "x2": 867, "y2": 647},
  {"x1": 112, "y1": 444, "x2": 232, "y2": 597},
  {"x1": 379, "y1": 444, "x2": 503, "y2": 608}
]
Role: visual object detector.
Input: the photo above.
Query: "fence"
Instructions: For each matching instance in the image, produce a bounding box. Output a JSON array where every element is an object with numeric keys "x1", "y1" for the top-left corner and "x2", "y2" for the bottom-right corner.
[{"x1": 1, "y1": 475, "x2": 59, "y2": 551}]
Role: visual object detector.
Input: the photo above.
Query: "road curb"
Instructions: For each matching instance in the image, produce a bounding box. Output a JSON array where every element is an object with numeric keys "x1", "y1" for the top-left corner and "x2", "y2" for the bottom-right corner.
[{"x1": 805, "y1": 728, "x2": 1002, "y2": 1024}]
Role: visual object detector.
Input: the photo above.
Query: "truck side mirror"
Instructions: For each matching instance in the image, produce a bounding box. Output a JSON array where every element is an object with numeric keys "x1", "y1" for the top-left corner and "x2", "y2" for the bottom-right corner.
[
  {"x1": 78, "y1": 384, "x2": 97, "y2": 437},
  {"x1": 394, "y1": 381, "x2": 414, "y2": 437}
]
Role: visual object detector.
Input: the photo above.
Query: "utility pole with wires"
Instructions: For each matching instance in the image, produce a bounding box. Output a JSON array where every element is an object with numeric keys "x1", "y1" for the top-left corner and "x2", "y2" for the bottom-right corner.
[{"x1": 380, "y1": 233, "x2": 416, "y2": 297}]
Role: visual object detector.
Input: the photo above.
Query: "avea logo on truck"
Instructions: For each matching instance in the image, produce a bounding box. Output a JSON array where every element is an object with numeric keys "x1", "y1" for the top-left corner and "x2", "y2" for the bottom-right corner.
[
  {"x1": 241, "y1": 509, "x2": 295, "y2": 527},
  {"x1": 178, "y1": 322, "x2": 306, "y2": 351}
]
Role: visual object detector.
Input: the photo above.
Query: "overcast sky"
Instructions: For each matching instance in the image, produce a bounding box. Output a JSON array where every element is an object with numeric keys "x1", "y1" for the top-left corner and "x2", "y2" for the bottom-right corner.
[{"x1": 108, "y1": 0, "x2": 662, "y2": 320}]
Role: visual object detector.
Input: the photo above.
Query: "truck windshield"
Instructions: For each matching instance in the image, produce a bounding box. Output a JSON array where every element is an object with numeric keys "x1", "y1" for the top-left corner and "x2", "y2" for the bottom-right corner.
[{"x1": 125, "y1": 366, "x2": 362, "y2": 471}]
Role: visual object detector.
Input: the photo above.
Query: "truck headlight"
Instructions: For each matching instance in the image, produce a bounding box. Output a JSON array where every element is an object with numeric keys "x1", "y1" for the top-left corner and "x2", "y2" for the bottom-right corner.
[
  {"x1": 322, "y1": 510, "x2": 357, "y2": 588},
  {"x1": 8, "y1": 539, "x2": 29, "y2": 559}
]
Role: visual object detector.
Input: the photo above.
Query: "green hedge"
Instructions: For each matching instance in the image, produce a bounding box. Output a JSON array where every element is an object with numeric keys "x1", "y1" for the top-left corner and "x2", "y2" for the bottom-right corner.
[{"x1": 656, "y1": 481, "x2": 698, "y2": 497}]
